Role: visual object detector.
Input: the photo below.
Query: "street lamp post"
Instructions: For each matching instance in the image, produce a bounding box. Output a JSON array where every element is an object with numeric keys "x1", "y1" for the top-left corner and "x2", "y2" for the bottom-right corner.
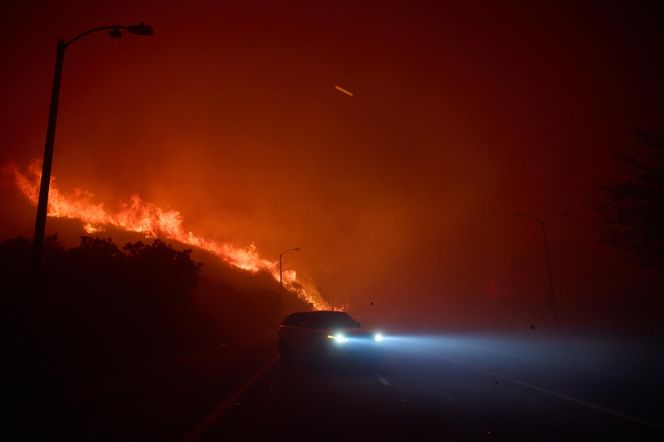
[
  {"x1": 30, "y1": 23, "x2": 154, "y2": 294},
  {"x1": 514, "y1": 212, "x2": 569, "y2": 331},
  {"x1": 279, "y1": 247, "x2": 301, "y2": 296}
]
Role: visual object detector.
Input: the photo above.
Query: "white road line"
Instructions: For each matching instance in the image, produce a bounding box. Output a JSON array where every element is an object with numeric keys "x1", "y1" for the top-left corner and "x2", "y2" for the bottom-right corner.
[
  {"x1": 180, "y1": 355, "x2": 279, "y2": 442},
  {"x1": 440, "y1": 393, "x2": 463, "y2": 408},
  {"x1": 465, "y1": 343, "x2": 643, "y2": 385},
  {"x1": 376, "y1": 375, "x2": 391, "y2": 387},
  {"x1": 425, "y1": 350, "x2": 664, "y2": 430}
]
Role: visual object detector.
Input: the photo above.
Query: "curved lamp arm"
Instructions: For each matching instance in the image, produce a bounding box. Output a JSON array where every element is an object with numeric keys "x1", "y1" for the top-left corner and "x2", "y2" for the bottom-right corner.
[
  {"x1": 513, "y1": 212, "x2": 543, "y2": 223},
  {"x1": 543, "y1": 212, "x2": 570, "y2": 222},
  {"x1": 65, "y1": 22, "x2": 153, "y2": 47},
  {"x1": 280, "y1": 247, "x2": 301, "y2": 258}
]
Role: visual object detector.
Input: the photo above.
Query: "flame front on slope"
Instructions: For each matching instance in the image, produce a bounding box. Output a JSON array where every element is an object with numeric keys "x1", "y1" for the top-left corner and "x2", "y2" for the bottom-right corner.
[{"x1": 11, "y1": 161, "x2": 331, "y2": 310}]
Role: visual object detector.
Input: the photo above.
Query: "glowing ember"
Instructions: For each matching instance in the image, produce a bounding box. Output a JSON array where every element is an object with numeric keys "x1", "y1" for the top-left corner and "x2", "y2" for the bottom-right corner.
[
  {"x1": 334, "y1": 85, "x2": 354, "y2": 97},
  {"x1": 10, "y1": 161, "x2": 333, "y2": 310}
]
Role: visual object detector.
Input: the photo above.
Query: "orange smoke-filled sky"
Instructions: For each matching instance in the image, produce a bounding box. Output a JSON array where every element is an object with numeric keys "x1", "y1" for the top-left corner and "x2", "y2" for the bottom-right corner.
[{"x1": 1, "y1": 1, "x2": 663, "y2": 328}]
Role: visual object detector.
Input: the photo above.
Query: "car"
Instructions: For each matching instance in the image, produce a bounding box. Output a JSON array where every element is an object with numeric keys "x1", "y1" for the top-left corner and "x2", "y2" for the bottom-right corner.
[{"x1": 278, "y1": 310, "x2": 384, "y2": 365}]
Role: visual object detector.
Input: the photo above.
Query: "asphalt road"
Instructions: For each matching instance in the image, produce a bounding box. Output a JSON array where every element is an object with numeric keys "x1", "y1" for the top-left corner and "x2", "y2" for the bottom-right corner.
[
  {"x1": 23, "y1": 334, "x2": 664, "y2": 441},
  {"x1": 191, "y1": 335, "x2": 664, "y2": 442}
]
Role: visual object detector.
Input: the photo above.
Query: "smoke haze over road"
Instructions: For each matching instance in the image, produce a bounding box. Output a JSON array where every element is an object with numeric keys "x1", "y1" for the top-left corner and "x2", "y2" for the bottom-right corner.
[{"x1": 1, "y1": 0, "x2": 662, "y2": 331}]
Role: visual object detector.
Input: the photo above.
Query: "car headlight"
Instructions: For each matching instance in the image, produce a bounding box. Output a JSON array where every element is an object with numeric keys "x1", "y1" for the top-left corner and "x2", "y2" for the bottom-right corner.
[
  {"x1": 374, "y1": 333, "x2": 383, "y2": 342},
  {"x1": 328, "y1": 333, "x2": 349, "y2": 343}
]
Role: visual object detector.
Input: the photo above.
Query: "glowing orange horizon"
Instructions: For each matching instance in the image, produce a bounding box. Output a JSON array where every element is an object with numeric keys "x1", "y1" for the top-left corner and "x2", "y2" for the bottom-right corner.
[{"x1": 11, "y1": 161, "x2": 334, "y2": 311}]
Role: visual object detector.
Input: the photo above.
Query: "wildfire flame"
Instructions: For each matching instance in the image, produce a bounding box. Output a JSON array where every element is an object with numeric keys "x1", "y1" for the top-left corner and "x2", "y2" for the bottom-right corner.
[{"x1": 10, "y1": 161, "x2": 332, "y2": 310}]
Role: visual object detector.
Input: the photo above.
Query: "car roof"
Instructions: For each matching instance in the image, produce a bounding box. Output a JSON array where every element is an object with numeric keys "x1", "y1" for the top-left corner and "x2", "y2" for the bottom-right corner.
[
  {"x1": 288, "y1": 310, "x2": 347, "y2": 316},
  {"x1": 284, "y1": 311, "x2": 351, "y2": 319}
]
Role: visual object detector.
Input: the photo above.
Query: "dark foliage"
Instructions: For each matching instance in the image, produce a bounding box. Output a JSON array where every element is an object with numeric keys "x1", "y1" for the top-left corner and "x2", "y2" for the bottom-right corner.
[
  {"x1": 4, "y1": 236, "x2": 205, "y2": 378},
  {"x1": 4, "y1": 235, "x2": 309, "y2": 439},
  {"x1": 596, "y1": 132, "x2": 664, "y2": 270}
]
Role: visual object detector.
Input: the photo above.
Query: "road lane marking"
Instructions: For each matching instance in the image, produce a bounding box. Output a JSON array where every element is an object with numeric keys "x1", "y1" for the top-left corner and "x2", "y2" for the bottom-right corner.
[
  {"x1": 180, "y1": 355, "x2": 279, "y2": 442},
  {"x1": 376, "y1": 375, "x2": 391, "y2": 387},
  {"x1": 464, "y1": 342, "x2": 645, "y2": 385},
  {"x1": 424, "y1": 350, "x2": 664, "y2": 430},
  {"x1": 440, "y1": 392, "x2": 463, "y2": 408}
]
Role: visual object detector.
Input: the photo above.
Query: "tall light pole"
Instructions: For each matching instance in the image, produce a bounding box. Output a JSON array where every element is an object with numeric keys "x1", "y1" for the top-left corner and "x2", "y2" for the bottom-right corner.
[
  {"x1": 514, "y1": 212, "x2": 569, "y2": 331},
  {"x1": 279, "y1": 247, "x2": 301, "y2": 296},
  {"x1": 30, "y1": 23, "x2": 154, "y2": 294}
]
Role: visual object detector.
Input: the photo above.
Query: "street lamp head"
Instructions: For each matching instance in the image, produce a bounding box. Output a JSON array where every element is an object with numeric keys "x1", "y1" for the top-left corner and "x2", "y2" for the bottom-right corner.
[
  {"x1": 126, "y1": 22, "x2": 154, "y2": 36},
  {"x1": 65, "y1": 22, "x2": 155, "y2": 46},
  {"x1": 293, "y1": 247, "x2": 301, "y2": 251}
]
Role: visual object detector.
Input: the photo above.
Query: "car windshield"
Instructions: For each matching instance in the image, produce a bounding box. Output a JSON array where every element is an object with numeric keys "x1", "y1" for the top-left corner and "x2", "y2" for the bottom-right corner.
[
  {"x1": 311, "y1": 312, "x2": 358, "y2": 328},
  {"x1": 309, "y1": 311, "x2": 358, "y2": 329},
  {"x1": 285, "y1": 311, "x2": 358, "y2": 329}
]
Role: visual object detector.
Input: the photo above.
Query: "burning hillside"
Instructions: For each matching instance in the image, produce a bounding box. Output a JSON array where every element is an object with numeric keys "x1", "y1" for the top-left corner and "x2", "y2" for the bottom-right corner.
[{"x1": 9, "y1": 161, "x2": 331, "y2": 310}]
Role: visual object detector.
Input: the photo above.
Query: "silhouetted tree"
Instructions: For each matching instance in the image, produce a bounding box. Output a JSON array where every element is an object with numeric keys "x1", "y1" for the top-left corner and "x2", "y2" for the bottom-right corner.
[
  {"x1": 123, "y1": 239, "x2": 201, "y2": 303},
  {"x1": 597, "y1": 132, "x2": 663, "y2": 270},
  {"x1": 3, "y1": 235, "x2": 206, "y2": 378},
  {"x1": 4, "y1": 234, "x2": 301, "y2": 440}
]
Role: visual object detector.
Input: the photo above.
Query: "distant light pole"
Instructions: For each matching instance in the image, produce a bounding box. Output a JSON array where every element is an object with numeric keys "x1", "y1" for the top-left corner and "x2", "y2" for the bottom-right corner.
[
  {"x1": 514, "y1": 212, "x2": 569, "y2": 331},
  {"x1": 30, "y1": 23, "x2": 154, "y2": 292},
  {"x1": 279, "y1": 248, "x2": 301, "y2": 296}
]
